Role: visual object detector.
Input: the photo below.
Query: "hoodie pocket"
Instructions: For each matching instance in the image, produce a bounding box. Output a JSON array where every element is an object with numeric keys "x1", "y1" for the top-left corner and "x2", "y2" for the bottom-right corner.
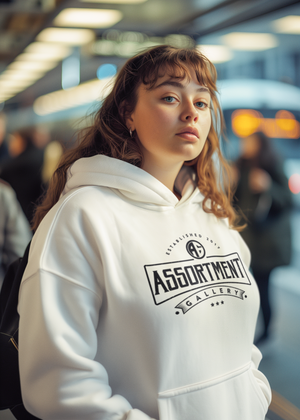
[{"x1": 157, "y1": 363, "x2": 269, "y2": 420}]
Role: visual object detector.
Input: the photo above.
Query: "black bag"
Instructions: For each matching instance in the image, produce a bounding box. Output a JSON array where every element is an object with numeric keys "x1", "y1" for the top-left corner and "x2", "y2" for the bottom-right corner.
[{"x1": 0, "y1": 241, "x2": 41, "y2": 420}]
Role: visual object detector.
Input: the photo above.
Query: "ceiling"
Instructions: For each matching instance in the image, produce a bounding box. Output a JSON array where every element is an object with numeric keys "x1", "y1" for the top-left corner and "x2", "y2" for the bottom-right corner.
[{"x1": 1, "y1": 0, "x2": 300, "y2": 112}]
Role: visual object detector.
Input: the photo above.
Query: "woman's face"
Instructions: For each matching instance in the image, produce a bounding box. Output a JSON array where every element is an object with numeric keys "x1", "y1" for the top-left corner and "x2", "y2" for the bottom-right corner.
[{"x1": 128, "y1": 66, "x2": 212, "y2": 172}]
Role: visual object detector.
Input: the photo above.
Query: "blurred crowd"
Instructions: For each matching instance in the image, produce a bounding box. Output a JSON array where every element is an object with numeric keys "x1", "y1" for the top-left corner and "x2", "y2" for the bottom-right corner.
[{"x1": 0, "y1": 111, "x2": 63, "y2": 290}]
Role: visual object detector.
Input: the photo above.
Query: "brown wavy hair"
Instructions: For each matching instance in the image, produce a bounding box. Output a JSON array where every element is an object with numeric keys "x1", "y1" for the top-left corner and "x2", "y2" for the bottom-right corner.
[{"x1": 32, "y1": 44, "x2": 240, "y2": 231}]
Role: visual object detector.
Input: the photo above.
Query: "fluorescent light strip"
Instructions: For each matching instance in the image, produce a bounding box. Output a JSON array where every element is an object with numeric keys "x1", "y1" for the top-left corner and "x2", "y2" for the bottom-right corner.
[
  {"x1": 25, "y1": 42, "x2": 72, "y2": 56},
  {"x1": 15, "y1": 53, "x2": 60, "y2": 62},
  {"x1": 0, "y1": 68, "x2": 48, "y2": 102},
  {"x1": 0, "y1": 40, "x2": 75, "y2": 102},
  {"x1": 197, "y1": 45, "x2": 233, "y2": 63},
  {"x1": 222, "y1": 32, "x2": 278, "y2": 51},
  {"x1": 36, "y1": 28, "x2": 95, "y2": 45},
  {"x1": 272, "y1": 15, "x2": 300, "y2": 34},
  {"x1": 0, "y1": 70, "x2": 46, "y2": 81},
  {"x1": 34, "y1": 77, "x2": 114, "y2": 116},
  {"x1": 8, "y1": 60, "x2": 58, "y2": 72},
  {"x1": 53, "y1": 8, "x2": 123, "y2": 28}
]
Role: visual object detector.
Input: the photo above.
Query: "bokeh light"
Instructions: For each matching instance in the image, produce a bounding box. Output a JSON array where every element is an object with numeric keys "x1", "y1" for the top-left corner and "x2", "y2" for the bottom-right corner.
[
  {"x1": 289, "y1": 173, "x2": 300, "y2": 194},
  {"x1": 97, "y1": 63, "x2": 117, "y2": 79}
]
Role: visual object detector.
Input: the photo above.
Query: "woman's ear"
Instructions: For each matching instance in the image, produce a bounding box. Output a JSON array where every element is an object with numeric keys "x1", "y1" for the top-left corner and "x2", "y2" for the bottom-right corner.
[
  {"x1": 120, "y1": 100, "x2": 135, "y2": 131},
  {"x1": 126, "y1": 115, "x2": 135, "y2": 132}
]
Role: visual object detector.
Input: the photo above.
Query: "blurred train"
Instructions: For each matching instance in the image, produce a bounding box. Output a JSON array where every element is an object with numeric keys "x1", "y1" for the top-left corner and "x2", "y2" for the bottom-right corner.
[{"x1": 217, "y1": 78, "x2": 300, "y2": 207}]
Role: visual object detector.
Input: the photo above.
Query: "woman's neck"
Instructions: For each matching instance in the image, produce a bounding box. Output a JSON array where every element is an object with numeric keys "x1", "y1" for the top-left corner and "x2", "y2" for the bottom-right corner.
[{"x1": 141, "y1": 160, "x2": 183, "y2": 197}]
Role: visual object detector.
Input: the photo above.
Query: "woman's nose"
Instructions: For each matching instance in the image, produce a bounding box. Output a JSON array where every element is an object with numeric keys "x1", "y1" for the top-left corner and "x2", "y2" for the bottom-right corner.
[{"x1": 180, "y1": 103, "x2": 198, "y2": 122}]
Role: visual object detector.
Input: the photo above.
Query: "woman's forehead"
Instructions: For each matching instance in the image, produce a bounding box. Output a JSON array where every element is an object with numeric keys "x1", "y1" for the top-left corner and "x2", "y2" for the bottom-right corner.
[
  {"x1": 155, "y1": 64, "x2": 193, "y2": 81},
  {"x1": 144, "y1": 63, "x2": 212, "y2": 91}
]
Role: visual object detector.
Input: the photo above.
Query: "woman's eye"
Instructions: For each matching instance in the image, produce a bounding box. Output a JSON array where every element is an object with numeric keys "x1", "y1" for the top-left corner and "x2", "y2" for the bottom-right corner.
[
  {"x1": 163, "y1": 96, "x2": 176, "y2": 103},
  {"x1": 195, "y1": 101, "x2": 208, "y2": 109}
]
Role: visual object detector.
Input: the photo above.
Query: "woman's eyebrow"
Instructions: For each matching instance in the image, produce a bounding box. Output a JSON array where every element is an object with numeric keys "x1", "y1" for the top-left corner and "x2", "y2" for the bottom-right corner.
[{"x1": 154, "y1": 80, "x2": 210, "y2": 93}]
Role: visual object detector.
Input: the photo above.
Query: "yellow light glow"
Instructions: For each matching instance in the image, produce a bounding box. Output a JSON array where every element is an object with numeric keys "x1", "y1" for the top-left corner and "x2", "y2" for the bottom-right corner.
[
  {"x1": 80, "y1": 0, "x2": 147, "y2": 3},
  {"x1": 231, "y1": 109, "x2": 300, "y2": 139},
  {"x1": 197, "y1": 45, "x2": 233, "y2": 63},
  {"x1": 222, "y1": 32, "x2": 278, "y2": 51},
  {"x1": 53, "y1": 8, "x2": 123, "y2": 28},
  {"x1": 232, "y1": 109, "x2": 262, "y2": 137},
  {"x1": 33, "y1": 77, "x2": 114, "y2": 116},
  {"x1": 8, "y1": 60, "x2": 58, "y2": 72},
  {"x1": 272, "y1": 15, "x2": 300, "y2": 34},
  {"x1": 36, "y1": 28, "x2": 95, "y2": 45}
]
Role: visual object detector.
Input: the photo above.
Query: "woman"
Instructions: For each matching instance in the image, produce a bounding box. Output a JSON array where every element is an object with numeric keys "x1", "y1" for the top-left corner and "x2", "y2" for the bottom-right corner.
[
  {"x1": 18, "y1": 45, "x2": 271, "y2": 420},
  {"x1": 234, "y1": 131, "x2": 292, "y2": 345}
]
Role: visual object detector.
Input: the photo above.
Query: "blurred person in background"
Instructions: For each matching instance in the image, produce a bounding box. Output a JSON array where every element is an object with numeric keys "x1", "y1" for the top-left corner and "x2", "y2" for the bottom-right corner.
[
  {"x1": 33, "y1": 125, "x2": 51, "y2": 150},
  {"x1": 0, "y1": 127, "x2": 45, "y2": 224},
  {"x1": 42, "y1": 140, "x2": 64, "y2": 185},
  {"x1": 233, "y1": 131, "x2": 292, "y2": 346},
  {"x1": 0, "y1": 112, "x2": 9, "y2": 165},
  {"x1": 0, "y1": 179, "x2": 31, "y2": 290}
]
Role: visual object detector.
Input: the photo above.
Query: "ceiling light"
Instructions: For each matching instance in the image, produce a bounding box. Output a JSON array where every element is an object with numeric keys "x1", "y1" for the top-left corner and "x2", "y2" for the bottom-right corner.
[
  {"x1": 8, "y1": 60, "x2": 58, "y2": 72},
  {"x1": 0, "y1": 78, "x2": 35, "y2": 89},
  {"x1": 36, "y1": 28, "x2": 95, "y2": 45},
  {"x1": 197, "y1": 45, "x2": 233, "y2": 63},
  {"x1": 20, "y1": 43, "x2": 72, "y2": 61},
  {"x1": 80, "y1": 0, "x2": 147, "y2": 3},
  {"x1": 34, "y1": 78, "x2": 114, "y2": 115},
  {"x1": 272, "y1": 15, "x2": 300, "y2": 34},
  {"x1": 53, "y1": 8, "x2": 123, "y2": 28},
  {"x1": 0, "y1": 70, "x2": 46, "y2": 81},
  {"x1": 0, "y1": 85, "x2": 24, "y2": 94},
  {"x1": 15, "y1": 53, "x2": 61, "y2": 62},
  {"x1": 222, "y1": 32, "x2": 278, "y2": 50}
]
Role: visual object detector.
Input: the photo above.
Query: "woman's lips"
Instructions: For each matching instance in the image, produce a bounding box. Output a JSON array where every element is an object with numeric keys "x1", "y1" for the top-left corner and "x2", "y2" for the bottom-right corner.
[
  {"x1": 176, "y1": 131, "x2": 199, "y2": 142},
  {"x1": 176, "y1": 127, "x2": 199, "y2": 141}
]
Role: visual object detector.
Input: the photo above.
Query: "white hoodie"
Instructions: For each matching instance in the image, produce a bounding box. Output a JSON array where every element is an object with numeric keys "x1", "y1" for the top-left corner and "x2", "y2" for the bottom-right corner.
[{"x1": 18, "y1": 155, "x2": 271, "y2": 420}]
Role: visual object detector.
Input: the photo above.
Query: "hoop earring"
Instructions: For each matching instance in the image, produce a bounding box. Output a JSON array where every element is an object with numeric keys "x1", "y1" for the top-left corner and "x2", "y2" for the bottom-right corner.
[{"x1": 129, "y1": 129, "x2": 132, "y2": 137}]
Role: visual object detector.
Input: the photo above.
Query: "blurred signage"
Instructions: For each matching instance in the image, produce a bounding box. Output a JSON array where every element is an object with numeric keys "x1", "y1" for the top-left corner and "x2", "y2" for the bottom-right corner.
[{"x1": 231, "y1": 109, "x2": 300, "y2": 139}]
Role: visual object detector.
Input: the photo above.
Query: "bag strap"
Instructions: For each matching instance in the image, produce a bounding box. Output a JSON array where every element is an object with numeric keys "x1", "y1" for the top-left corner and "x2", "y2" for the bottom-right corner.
[{"x1": 0, "y1": 240, "x2": 31, "y2": 325}]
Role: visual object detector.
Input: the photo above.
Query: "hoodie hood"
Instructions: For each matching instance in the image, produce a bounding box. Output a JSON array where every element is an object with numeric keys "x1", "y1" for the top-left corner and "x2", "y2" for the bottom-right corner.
[{"x1": 62, "y1": 155, "x2": 201, "y2": 207}]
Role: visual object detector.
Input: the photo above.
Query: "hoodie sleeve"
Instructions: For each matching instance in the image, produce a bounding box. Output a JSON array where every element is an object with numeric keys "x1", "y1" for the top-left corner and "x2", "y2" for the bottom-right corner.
[
  {"x1": 18, "y1": 198, "x2": 155, "y2": 420},
  {"x1": 18, "y1": 268, "x2": 155, "y2": 420}
]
